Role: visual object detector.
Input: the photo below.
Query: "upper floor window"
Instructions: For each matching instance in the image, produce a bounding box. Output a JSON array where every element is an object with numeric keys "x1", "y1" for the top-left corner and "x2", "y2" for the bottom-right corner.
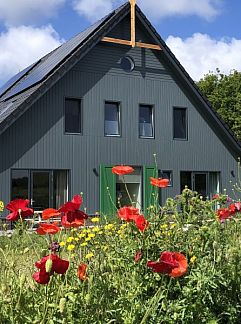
[
  {"x1": 65, "y1": 98, "x2": 81, "y2": 134},
  {"x1": 139, "y1": 105, "x2": 154, "y2": 138},
  {"x1": 104, "y1": 101, "x2": 120, "y2": 136},
  {"x1": 173, "y1": 107, "x2": 187, "y2": 140}
]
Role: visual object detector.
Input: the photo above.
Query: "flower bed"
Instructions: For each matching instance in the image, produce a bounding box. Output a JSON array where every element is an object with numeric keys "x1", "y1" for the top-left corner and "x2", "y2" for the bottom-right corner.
[{"x1": 0, "y1": 169, "x2": 241, "y2": 323}]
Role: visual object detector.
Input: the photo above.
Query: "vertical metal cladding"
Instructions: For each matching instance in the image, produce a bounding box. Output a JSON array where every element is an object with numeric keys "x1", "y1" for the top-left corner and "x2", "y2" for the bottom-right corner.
[{"x1": 0, "y1": 17, "x2": 238, "y2": 215}]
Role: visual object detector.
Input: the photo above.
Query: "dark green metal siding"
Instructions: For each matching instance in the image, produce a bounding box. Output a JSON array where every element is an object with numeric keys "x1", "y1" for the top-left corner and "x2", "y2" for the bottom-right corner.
[{"x1": 0, "y1": 17, "x2": 238, "y2": 215}]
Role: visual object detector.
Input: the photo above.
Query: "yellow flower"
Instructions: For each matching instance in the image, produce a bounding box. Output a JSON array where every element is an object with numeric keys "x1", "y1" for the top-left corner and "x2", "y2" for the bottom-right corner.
[
  {"x1": 92, "y1": 226, "x2": 100, "y2": 232},
  {"x1": 85, "y1": 253, "x2": 94, "y2": 260},
  {"x1": 161, "y1": 224, "x2": 168, "y2": 229},
  {"x1": 170, "y1": 223, "x2": 177, "y2": 229},
  {"x1": 88, "y1": 233, "x2": 95, "y2": 238},
  {"x1": 67, "y1": 244, "x2": 75, "y2": 251},
  {"x1": 91, "y1": 217, "x2": 100, "y2": 223},
  {"x1": 67, "y1": 237, "x2": 74, "y2": 243},
  {"x1": 85, "y1": 237, "x2": 91, "y2": 242},
  {"x1": 71, "y1": 228, "x2": 77, "y2": 232},
  {"x1": 120, "y1": 224, "x2": 127, "y2": 230},
  {"x1": 81, "y1": 242, "x2": 88, "y2": 247},
  {"x1": 0, "y1": 201, "x2": 4, "y2": 212},
  {"x1": 98, "y1": 231, "x2": 103, "y2": 235},
  {"x1": 104, "y1": 224, "x2": 114, "y2": 230},
  {"x1": 59, "y1": 241, "x2": 65, "y2": 247},
  {"x1": 79, "y1": 233, "x2": 86, "y2": 238},
  {"x1": 74, "y1": 237, "x2": 80, "y2": 241},
  {"x1": 190, "y1": 256, "x2": 197, "y2": 264}
]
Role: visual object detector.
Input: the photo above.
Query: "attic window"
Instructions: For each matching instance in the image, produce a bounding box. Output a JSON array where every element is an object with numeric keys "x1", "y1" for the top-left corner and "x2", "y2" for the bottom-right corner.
[{"x1": 120, "y1": 56, "x2": 135, "y2": 72}]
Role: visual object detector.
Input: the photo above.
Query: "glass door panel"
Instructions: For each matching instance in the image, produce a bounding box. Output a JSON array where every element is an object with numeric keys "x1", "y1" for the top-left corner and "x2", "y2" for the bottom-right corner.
[
  {"x1": 194, "y1": 173, "x2": 207, "y2": 198},
  {"x1": 31, "y1": 171, "x2": 50, "y2": 210}
]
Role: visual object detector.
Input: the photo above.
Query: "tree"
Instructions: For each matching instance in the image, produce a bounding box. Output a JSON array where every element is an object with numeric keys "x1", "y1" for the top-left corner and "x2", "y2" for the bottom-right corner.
[{"x1": 197, "y1": 69, "x2": 241, "y2": 141}]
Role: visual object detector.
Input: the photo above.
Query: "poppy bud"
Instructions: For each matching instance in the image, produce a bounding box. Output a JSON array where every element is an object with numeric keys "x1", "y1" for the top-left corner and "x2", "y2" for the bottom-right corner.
[
  {"x1": 45, "y1": 259, "x2": 53, "y2": 273},
  {"x1": 59, "y1": 297, "x2": 66, "y2": 313}
]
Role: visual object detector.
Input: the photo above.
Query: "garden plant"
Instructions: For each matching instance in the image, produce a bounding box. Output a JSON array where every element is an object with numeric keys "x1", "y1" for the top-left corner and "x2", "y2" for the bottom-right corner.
[{"x1": 0, "y1": 165, "x2": 241, "y2": 323}]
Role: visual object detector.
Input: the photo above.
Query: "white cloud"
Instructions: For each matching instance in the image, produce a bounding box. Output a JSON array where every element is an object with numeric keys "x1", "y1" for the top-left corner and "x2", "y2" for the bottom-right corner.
[
  {"x1": 72, "y1": 0, "x2": 222, "y2": 22},
  {"x1": 72, "y1": 0, "x2": 115, "y2": 22},
  {"x1": 166, "y1": 33, "x2": 241, "y2": 80},
  {"x1": 0, "y1": 0, "x2": 65, "y2": 25},
  {"x1": 0, "y1": 25, "x2": 63, "y2": 86},
  {"x1": 138, "y1": 0, "x2": 222, "y2": 21}
]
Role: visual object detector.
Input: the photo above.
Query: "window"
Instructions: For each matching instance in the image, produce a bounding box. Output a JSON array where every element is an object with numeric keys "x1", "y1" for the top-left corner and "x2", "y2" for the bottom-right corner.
[
  {"x1": 120, "y1": 56, "x2": 135, "y2": 72},
  {"x1": 173, "y1": 108, "x2": 187, "y2": 139},
  {"x1": 104, "y1": 102, "x2": 120, "y2": 136},
  {"x1": 11, "y1": 169, "x2": 69, "y2": 210},
  {"x1": 65, "y1": 98, "x2": 81, "y2": 134},
  {"x1": 139, "y1": 105, "x2": 154, "y2": 138},
  {"x1": 159, "y1": 170, "x2": 172, "y2": 187},
  {"x1": 180, "y1": 171, "x2": 220, "y2": 199}
]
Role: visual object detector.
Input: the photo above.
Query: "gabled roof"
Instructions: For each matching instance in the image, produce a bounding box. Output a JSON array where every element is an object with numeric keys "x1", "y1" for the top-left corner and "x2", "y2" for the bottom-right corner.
[{"x1": 0, "y1": 1, "x2": 240, "y2": 156}]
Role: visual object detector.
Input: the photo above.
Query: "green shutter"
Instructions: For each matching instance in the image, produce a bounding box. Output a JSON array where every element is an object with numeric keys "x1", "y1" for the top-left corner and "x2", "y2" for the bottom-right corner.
[
  {"x1": 143, "y1": 166, "x2": 158, "y2": 216},
  {"x1": 100, "y1": 165, "x2": 116, "y2": 218}
]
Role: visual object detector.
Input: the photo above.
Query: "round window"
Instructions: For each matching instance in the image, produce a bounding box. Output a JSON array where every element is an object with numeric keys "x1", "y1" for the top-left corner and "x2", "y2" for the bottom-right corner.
[{"x1": 120, "y1": 56, "x2": 135, "y2": 72}]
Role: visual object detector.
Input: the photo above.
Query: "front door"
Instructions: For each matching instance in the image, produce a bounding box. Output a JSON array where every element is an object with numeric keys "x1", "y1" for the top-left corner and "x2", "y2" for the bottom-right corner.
[{"x1": 31, "y1": 171, "x2": 51, "y2": 210}]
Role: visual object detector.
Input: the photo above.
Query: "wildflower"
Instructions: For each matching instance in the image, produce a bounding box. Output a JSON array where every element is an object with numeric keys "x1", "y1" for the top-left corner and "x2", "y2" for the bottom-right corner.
[
  {"x1": 117, "y1": 206, "x2": 140, "y2": 222},
  {"x1": 77, "y1": 263, "x2": 88, "y2": 280},
  {"x1": 67, "y1": 237, "x2": 74, "y2": 243},
  {"x1": 36, "y1": 222, "x2": 61, "y2": 235},
  {"x1": 0, "y1": 201, "x2": 4, "y2": 212},
  {"x1": 190, "y1": 256, "x2": 197, "y2": 264},
  {"x1": 6, "y1": 199, "x2": 33, "y2": 221},
  {"x1": 59, "y1": 241, "x2": 65, "y2": 247},
  {"x1": 79, "y1": 233, "x2": 86, "y2": 238},
  {"x1": 33, "y1": 254, "x2": 69, "y2": 285},
  {"x1": 150, "y1": 177, "x2": 169, "y2": 188},
  {"x1": 91, "y1": 217, "x2": 100, "y2": 223},
  {"x1": 104, "y1": 224, "x2": 115, "y2": 230},
  {"x1": 92, "y1": 226, "x2": 100, "y2": 232},
  {"x1": 42, "y1": 208, "x2": 60, "y2": 220},
  {"x1": 135, "y1": 214, "x2": 149, "y2": 232},
  {"x1": 80, "y1": 242, "x2": 88, "y2": 247},
  {"x1": 217, "y1": 208, "x2": 232, "y2": 221},
  {"x1": 161, "y1": 224, "x2": 168, "y2": 229},
  {"x1": 97, "y1": 231, "x2": 103, "y2": 235},
  {"x1": 147, "y1": 251, "x2": 188, "y2": 278},
  {"x1": 67, "y1": 244, "x2": 75, "y2": 251},
  {"x1": 88, "y1": 233, "x2": 95, "y2": 238},
  {"x1": 58, "y1": 195, "x2": 88, "y2": 228},
  {"x1": 85, "y1": 253, "x2": 94, "y2": 260},
  {"x1": 74, "y1": 237, "x2": 79, "y2": 241},
  {"x1": 134, "y1": 250, "x2": 142, "y2": 263},
  {"x1": 112, "y1": 165, "x2": 134, "y2": 175}
]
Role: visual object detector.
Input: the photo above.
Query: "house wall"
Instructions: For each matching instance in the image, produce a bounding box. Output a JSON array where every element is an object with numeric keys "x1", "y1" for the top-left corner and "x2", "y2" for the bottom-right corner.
[{"x1": 0, "y1": 16, "x2": 238, "y2": 215}]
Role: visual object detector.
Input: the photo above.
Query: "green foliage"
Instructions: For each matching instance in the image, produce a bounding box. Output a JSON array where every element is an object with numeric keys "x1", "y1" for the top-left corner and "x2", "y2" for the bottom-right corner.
[
  {"x1": 197, "y1": 69, "x2": 241, "y2": 140},
  {"x1": 1, "y1": 191, "x2": 241, "y2": 323}
]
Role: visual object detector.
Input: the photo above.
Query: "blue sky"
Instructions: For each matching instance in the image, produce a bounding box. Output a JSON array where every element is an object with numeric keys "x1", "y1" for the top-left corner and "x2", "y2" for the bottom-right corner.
[{"x1": 0, "y1": 0, "x2": 240, "y2": 87}]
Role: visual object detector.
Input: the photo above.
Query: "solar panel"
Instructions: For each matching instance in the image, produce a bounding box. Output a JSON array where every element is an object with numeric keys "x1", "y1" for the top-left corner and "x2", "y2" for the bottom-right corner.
[
  {"x1": 4, "y1": 13, "x2": 113, "y2": 101},
  {"x1": 0, "y1": 61, "x2": 37, "y2": 99}
]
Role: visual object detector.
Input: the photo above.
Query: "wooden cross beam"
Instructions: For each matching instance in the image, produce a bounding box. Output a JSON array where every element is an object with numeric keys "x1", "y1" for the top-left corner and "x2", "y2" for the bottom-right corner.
[{"x1": 102, "y1": 0, "x2": 161, "y2": 51}]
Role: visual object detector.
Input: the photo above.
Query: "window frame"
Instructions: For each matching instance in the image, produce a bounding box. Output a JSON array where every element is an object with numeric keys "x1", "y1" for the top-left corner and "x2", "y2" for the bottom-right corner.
[
  {"x1": 10, "y1": 168, "x2": 70, "y2": 209},
  {"x1": 159, "y1": 170, "x2": 173, "y2": 187},
  {"x1": 139, "y1": 104, "x2": 155, "y2": 139},
  {"x1": 173, "y1": 107, "x2": 188, "y2": 140},
  {"x1": 64, "y1": 97, "x2": 82, "y2": 135},
  {"x1": 104, "y1": 100, "x2": 121, "y2": 137}
]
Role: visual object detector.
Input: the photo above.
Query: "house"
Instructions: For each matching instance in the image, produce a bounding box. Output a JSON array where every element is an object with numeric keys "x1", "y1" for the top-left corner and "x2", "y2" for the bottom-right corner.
[{"x1": 0, "y1": 1, "x2": 240, "y2": 217}]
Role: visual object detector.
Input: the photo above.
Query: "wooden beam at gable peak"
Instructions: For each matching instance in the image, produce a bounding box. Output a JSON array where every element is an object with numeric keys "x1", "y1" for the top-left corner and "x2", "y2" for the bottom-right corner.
[{"x1": 101, "y1": 0, "x2": 161, "y2": 51}]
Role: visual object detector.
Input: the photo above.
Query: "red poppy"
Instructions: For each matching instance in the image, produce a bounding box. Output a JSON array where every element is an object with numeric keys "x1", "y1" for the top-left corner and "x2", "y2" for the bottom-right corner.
[
  {"x1": 216, "y1": 208, "x2": 232, "y2": 221},
  {"x1": 58, "y1": 195, "x2": 88, "y2": 228},
  {"x1": 42, "y1": 208, "x2": 61, "y2": 220},
  {"x1": 33, "y1": 254, "x2": 69, "y2": 285},
  {"x1": 6, "y1": 199, "x2": 33, "y2": 221},
  {"x1": 77, "y1": 263, "x2": 88, "y2": 281},
  {"x1": 229, "y1": 203, "x2": 237, "y2": 215},
  {"x1": 134, "y1": 250, "x2": 142, "y2": 263},
  {"x1": 112, "y1": 165, "x2": 134, "y2": 175},
  {"x1": 150, "y1": 177, "x2": 169, "y2": 188},
  {"x1": 147, "y1": 251, "x2": 188, "y2": 278},
  {"x1": 36, "y1": 222, "x2": 61, "y2": 235},
  {"x1": 134, "y1": 214, "x2": 149, "y2": 232},
  {"x1": 117, "y1": 206, "x2": 140, "y2": 222}
]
